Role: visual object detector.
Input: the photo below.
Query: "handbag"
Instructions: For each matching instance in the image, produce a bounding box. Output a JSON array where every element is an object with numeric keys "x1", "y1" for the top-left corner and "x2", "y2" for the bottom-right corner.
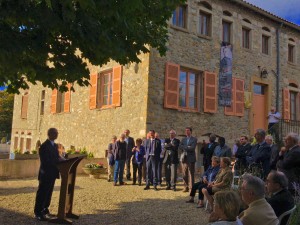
[{"x1": 109, "y1": 155, "x2": 115, "y2": 166}]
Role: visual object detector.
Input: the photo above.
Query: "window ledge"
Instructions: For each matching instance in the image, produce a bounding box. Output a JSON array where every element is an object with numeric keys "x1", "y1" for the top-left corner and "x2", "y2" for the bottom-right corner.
[
  {"x1": 242, "y1": 47, "x2": 252, "y2": 53},
  {"x1": 287, "y1": 61, "x2": 297, "y2": 67},
  {"x1": 197, "y1": 34, "x2": 212, "y2": 40},
  {"x1": 170, "y1": 25, "x2": 189, "y2": 34}
]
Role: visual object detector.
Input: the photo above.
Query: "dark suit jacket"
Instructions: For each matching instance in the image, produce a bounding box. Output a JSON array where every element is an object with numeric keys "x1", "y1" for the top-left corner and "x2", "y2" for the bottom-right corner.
[
  {"x1": 202, "y1": 142, "x2": 218, "y2": 167},
  {"x1": 179, "y1": 136, "x2": 198, "y2": 163},
  {"x1": 125, "y1": 136, "x2": 135, "y2": 160},
  {"x1": 267, "y1": 189, "x2": 294, "y2": 218},
  {"x1": 269, "y1": 144, "x2": 279, "y2": 170},
  {"x1": 276, "y1": 145, "x2": 300, "y2": 190},
  {"x1": 248, "y1": 141, "x2": 271, "y2": 178},
  {"x1": 163, "y1": 138, "x2": 180, "y2": 164},
  {"x1": 113, "y1": 141, "x2": 127, "y2": 161},
  {"x1": 145, "y1": 138, "x2": 161, "y2": 161},
  {"x1": 38, "y1": 139, "x2": 60, "y2": 181},
  {"x1": 235, "y1": 143, "x2": 252, "y2": 170}
]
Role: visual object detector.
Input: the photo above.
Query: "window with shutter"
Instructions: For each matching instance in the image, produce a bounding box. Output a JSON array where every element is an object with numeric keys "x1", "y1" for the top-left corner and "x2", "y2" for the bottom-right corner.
[
  {"x1": 164, "y1": 63, "x2": 180, "y2": 109},
  {"x1": 204, "y1": 72, "x2": 217, "y2": 113},
  {"x1": 21, "y1": 92, "x2": 29, "y2": 119},
  {"x1": 89, "y1": 65, "x2": 122, "y2": 109},
  {"x1": 64, "y1": 84, "x2": 71, "y2": 112},
  {"x1": 51, "y1": 89, "x2": 57, "y2": 113},
  {"x1": 225, "y1": 78, "x2": 244, "y2": 117}
]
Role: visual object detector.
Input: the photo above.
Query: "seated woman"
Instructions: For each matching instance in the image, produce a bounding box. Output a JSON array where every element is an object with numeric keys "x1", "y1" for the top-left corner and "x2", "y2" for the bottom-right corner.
[
  {"x1": 208, "y1": 190, "x2": 243, "y2": 225},
  {"x1": 186, "y1": 156, "x2": 220, "y2": 207},
  {"x1": 202, "y1": 157, "x2": 233, "y2": 210}
]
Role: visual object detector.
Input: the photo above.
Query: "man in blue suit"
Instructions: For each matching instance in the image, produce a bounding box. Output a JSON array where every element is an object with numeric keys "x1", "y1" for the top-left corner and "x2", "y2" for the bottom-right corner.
[
  {"x1": 144, "y1": 130, "x2": 161, "y2": 191},
  {"x1": 34, "y1": 128, "x2": 60, "y2": 221}
]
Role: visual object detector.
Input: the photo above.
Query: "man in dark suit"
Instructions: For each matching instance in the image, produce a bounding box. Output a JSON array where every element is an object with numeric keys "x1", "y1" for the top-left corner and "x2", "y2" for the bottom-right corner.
[
  {"x1": 276, "y1": 132, "x2": 300, "y2": 194},
  {"x1": 144, "y1": 130, "x2": 161, "y2": 191},
  {"x1": 201, "y1": 134, "x2": 218, "y2": 171},
  {"x1": 124, "y1": 129, "x2": 135, "y2": 180},
  {"x1": 266, "y1": 171, "x2": 294, "y2": 225},
  {"x1": 234, "y1": 135, "x2": 252, "y2": 175},
  {"x1": 163, "y1": 129, "x2": 180, "y2": 191},
  {"x1": 265, "y1": 135, "x2": 279, "y2": 170},
  {"x1": 34, "y1": 128, "x2": 60, "y2": 221},
  {"x1": 247, "y1": 129, "x2": 271, "y2": 179},
  {"x1": 179, "y1": 127, "x2": 198, "y2": 192}
]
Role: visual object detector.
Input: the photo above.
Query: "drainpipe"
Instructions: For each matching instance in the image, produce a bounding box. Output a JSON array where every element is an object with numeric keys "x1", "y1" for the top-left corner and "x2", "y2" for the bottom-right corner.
[{"x1": 275, "y1": 24, "x2": 283, "y2": 111}]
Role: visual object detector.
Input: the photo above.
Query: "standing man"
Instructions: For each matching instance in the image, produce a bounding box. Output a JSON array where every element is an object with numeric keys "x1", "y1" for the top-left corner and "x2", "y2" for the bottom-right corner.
[
  {"x1": 113, "y1": 134, "x2": 127, "y2": 186},
  {"x1": 213, "y1": 137, "x2": 232, "y2": 157},
  {"x1": 202, "y1": 134, "x2": 218, "y2": 171},
  {"x1": 247, "y1": 129, "x2": 271, "y2": 179},
  {"x1": 265, "y1": 135, "x2": 279, "y2": 170},
  {"x1": 267, "y1": 106, "x2": 281, "y2": 141},
  {"x1": 106, "y1": 135, "x2": 117, "y2": 182},
  {"x1": 34, "y1": 128, "x2": 60, "y2": 221},
  {"x1": 144, "y1": 130, "x2": 161, "y2": 191},
  {"x1": 234, "y1": 135, "x2": 252, "y2": 175},
  {"x1": 163, "y1": 129, "x2": 180, "y2": 191},
  {"x1": 124, "y1": 129, "x2": 135, "y2": 181},
  {"x1": 155, "y1": 132, "x2": 164, "y2": 187},
  {"x1": 179, "y1": 127, "x2": 198, "y2": 192},
  {"x1": 276, "y1": 132, "x2": 300, "y2": 194}
]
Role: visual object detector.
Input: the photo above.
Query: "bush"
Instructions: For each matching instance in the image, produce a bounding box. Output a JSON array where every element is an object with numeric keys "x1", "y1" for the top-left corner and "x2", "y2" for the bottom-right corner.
[
  {"x1": 31, "y1": 150, "x2": 38, "y2": 154},
  {"x1": 1, "y1": 137, "x2": 6, "y2": 144}
]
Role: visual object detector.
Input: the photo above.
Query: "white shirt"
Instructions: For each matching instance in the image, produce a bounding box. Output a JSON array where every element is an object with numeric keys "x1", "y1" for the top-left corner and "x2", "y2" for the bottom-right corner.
[{"x1": 268, "y1": 111, "x2": 281, "y2": 123}]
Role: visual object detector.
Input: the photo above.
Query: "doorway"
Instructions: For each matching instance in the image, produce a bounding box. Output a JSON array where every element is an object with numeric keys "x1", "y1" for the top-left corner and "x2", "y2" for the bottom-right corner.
[{"x1": 252, "y1": 83, "x2": 267, "y2": 133}]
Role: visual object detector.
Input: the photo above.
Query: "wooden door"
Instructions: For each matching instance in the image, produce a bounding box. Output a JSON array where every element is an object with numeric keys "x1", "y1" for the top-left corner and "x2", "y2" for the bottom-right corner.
[{"x1": 252, "y1": 83, "x2": 267, "y2": 133}]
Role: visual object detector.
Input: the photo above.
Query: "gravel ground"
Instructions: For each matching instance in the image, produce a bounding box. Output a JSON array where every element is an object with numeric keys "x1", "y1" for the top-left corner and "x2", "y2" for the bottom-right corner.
[{"x1": 0, "y1": 176, "x2": 210, "y2": 225}]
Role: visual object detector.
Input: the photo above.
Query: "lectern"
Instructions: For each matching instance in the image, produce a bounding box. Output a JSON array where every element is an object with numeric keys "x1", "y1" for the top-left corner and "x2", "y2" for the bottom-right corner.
[{"x1": 49, "y1": 156, "x2": 84, "y2": 224}]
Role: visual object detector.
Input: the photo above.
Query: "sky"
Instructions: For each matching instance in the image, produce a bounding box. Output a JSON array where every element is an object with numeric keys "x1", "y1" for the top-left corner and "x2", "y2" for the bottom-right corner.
[{"x1": 245, "y1": 0, "x2": 300, "y2": 26}]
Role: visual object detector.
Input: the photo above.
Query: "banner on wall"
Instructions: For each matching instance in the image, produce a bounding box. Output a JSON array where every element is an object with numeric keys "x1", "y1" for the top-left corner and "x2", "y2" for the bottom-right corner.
[{"x1": 218, "y1": 44, "x2": 233, "y2": 106}]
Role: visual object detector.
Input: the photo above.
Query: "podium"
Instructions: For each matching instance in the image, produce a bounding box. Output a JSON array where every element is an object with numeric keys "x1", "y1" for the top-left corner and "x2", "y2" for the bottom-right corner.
[{"x1": 49, "y1": 156, "x2": 84, "y2": 224}]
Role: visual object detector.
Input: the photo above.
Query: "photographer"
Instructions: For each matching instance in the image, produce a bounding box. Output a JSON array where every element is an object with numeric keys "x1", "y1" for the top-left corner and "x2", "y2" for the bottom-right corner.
[{"x1": 163, "y1": 129, "x2": 180, "y2": 191}]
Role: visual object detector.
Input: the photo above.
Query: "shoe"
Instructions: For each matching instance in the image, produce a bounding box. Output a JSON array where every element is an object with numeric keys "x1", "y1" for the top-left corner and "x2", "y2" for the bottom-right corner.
[
  {"x1": 35, "y1": 214, "x2": 48, "y2": 221},
  {"x1": 119, "y1": 182, "x2": 126, "y2": 185},
  {"x1": 173, "y1": 187, "x2": 177, "y2": 192},
  {"x1": 132, "y1": 182, "x2": 136, "y2": 185},
  {"x1": 185, "y1": 199, "x2": 194, "y2": 203},
  {"x1": 144, "y1": 186, "x2": 150, "y2": 190},
  {"x1": 138, "y1": 182, "x2": 141, "y2": 186},
  {"x1": 154, "y1": 186, "x2": 158, "y2": 191},
  {"x1": 113, "y1": 182, "x2": 117, "y2": 186},
  {"x1": 182, "y1": 187, "x2": 189, "y2": 193},
  {"x1": 107, "y1": 178, "x2": 111, "y2": 182},
  {"x1": 196, "y1": 204, "x2": 204, "y2": 208},
  {"x1": 166, "y1": 186, "x2": 171, "y2": 190}
]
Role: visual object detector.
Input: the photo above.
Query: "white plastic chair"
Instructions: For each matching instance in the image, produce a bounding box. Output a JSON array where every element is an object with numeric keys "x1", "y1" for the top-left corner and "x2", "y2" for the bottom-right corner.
[{"x1": 278, "y1": 205, "x2": 296, "y2": 225}]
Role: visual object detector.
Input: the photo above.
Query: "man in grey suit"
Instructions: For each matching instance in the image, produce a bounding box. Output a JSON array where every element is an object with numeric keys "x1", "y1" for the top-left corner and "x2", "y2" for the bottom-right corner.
[{"x1": 179, "y1": 127, "x2": 198, "y2": 192}]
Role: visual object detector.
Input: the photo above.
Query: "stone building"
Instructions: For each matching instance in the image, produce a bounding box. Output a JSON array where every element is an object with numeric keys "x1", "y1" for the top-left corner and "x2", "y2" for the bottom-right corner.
[{"x1": 11, "y1": 0, "x2": 300, "y2": 159}]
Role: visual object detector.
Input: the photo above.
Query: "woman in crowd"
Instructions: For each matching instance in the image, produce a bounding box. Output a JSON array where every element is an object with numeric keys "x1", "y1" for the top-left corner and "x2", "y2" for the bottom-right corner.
[
  {"x1": 132, "y1": 138, "x2": 145, "y2": 186},
  {"x1": 186, "y1": 156, "x2": 220, "y2": 208},
  {"x1": 202, "y1": 157, "x2": 233, "y2": 210},
  {"x1": 208, "y1": 190, "x2": 242, "y2": 225}
]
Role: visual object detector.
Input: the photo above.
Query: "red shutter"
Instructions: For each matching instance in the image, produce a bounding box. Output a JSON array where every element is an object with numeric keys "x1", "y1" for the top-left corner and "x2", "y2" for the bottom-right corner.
[
  {"x1": 224, "y1": 78, "x2": 235, "y2": 116},
  {"x1": 89, "y1": 74, "x2": 97, "y2": 109},
  {"x1": 51, "y1": 89, "x2": 57, "y2": 114},
  {"x1": 235, "y1": 78, "x2": 244, "y2": 117},
  {"x1": 64, "y1": 83, "x2": 71, "y2": 112},
  {"x1": 112, "y1": 65, "x2": 122, "y2": 107},
  {"x1": 204, "y1": 71, "x2": 217, "y2": 113},
  {"x1": 21, "y1": 93, "x2": 29, "y2": 119},
  {"x1": 164, "y1": 62, "x2": 180, "y2": 109},
  {"x1": 283, "y1": 88, "x2": 290, "y2": 120}
]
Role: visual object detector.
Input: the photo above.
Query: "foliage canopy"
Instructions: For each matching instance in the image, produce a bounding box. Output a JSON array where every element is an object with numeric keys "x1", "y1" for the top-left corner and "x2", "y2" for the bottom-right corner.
[{"x1": 0, "y1": 0, "x2": 184, "y2": 93}]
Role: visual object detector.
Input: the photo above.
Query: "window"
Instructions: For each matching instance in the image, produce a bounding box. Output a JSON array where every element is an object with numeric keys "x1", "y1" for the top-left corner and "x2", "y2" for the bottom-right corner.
[
  {"x1": 21, "y1": 92, "x2": 29, "y2": 119},
  {"x1": 14, "y1": 137, "x2": 18, "y2": 150},
  {"x1": 179, "y1": 69, "x2": 198, "y2": 109},
  {"x1": 89, "y1": 66, "x2": 122, "y2": 110},
  {"x1": 26, "y1": 138, "x2": 31, "y2": 151},
  {"x1": 56, "y1": 91, "x2": 65, "y2": 113},
  {"x1": 97, "y1": 70, "x2": 113, "y2": 107},
  {"x1": 199, "y1": 11, "x2": 211, "y2": 36},
  {"x1": 242, "y1": 27, "x2": 250, "y2": 49},
  {"x1": 262, "y1": 35, "x2": 270, "y2": 55},
  {"x1": 164, "y1": 63, "x2": 217, "y2": 113},
  {"x1": 222, "y1": 21, "x2": 231, "y2": 44},
  {"x1": 288, "y1": 44, "x2": 295, "y2": 63},
  {"x1": 51, "y1": 84, "x2": 71, "y2": 114},
  {"x1": 172, "y1": 5, "x2": 187, "y2": 28},
  {"x1": 290, "y1": 91, "x2": 297, "y2": 120},
  {"x1": 40, "y1": 90, "x2": 45, "y2": 115}
]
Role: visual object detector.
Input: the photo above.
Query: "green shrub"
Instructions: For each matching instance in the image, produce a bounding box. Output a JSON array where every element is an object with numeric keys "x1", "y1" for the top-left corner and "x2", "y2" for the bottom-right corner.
[{"x1": 1, "y1": 137, "x2": 6, "y2": 144}]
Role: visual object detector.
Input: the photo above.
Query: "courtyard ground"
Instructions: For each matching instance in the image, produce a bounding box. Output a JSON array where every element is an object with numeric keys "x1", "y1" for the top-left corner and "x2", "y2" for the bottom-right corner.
[{"x1": 0, "y1": 176, "x2": 210, "y2": 225}]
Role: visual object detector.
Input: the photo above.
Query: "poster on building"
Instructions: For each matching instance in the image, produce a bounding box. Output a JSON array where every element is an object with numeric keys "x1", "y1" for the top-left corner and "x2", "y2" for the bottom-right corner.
[{"x1": 218, "y1": 44, "x2": 233, "y2": 106}]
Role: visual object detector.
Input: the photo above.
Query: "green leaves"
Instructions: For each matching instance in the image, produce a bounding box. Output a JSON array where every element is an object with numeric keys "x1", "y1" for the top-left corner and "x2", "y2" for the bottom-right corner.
[{"x1": 0, "y1": 0, "x2": 184, "y2": 93}]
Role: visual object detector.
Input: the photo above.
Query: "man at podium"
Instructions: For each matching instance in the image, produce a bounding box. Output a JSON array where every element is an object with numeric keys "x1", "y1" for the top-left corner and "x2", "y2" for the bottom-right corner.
[{"x1": 34, "y1": 128, "x2": 60, "y2": 221}]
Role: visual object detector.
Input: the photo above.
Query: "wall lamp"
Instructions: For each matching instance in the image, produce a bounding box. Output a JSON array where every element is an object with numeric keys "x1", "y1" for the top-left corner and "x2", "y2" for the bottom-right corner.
[{"x1": 258, "y1": 66, "x2": 268, "y2": 78}]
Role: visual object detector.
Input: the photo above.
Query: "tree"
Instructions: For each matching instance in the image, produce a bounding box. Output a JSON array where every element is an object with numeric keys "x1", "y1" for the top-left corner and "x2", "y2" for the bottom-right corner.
[
  {"x1": 0, "y1": 91, "x2": 14, "y2": 139},
  {"x1": 0, "y1": 0, "x2": 184, "y2": 93}
]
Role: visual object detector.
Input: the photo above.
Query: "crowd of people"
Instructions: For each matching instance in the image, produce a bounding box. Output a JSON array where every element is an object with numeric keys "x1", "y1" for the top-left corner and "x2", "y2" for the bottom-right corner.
[{"x1": 107, "y1": 127, "x2": 300, "y2": 225}]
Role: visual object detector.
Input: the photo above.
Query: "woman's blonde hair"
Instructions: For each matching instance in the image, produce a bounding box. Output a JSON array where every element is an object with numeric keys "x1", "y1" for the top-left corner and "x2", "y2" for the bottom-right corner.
[{"x1": 214, "y1": 190, "x2": 241, "y2": 221}]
